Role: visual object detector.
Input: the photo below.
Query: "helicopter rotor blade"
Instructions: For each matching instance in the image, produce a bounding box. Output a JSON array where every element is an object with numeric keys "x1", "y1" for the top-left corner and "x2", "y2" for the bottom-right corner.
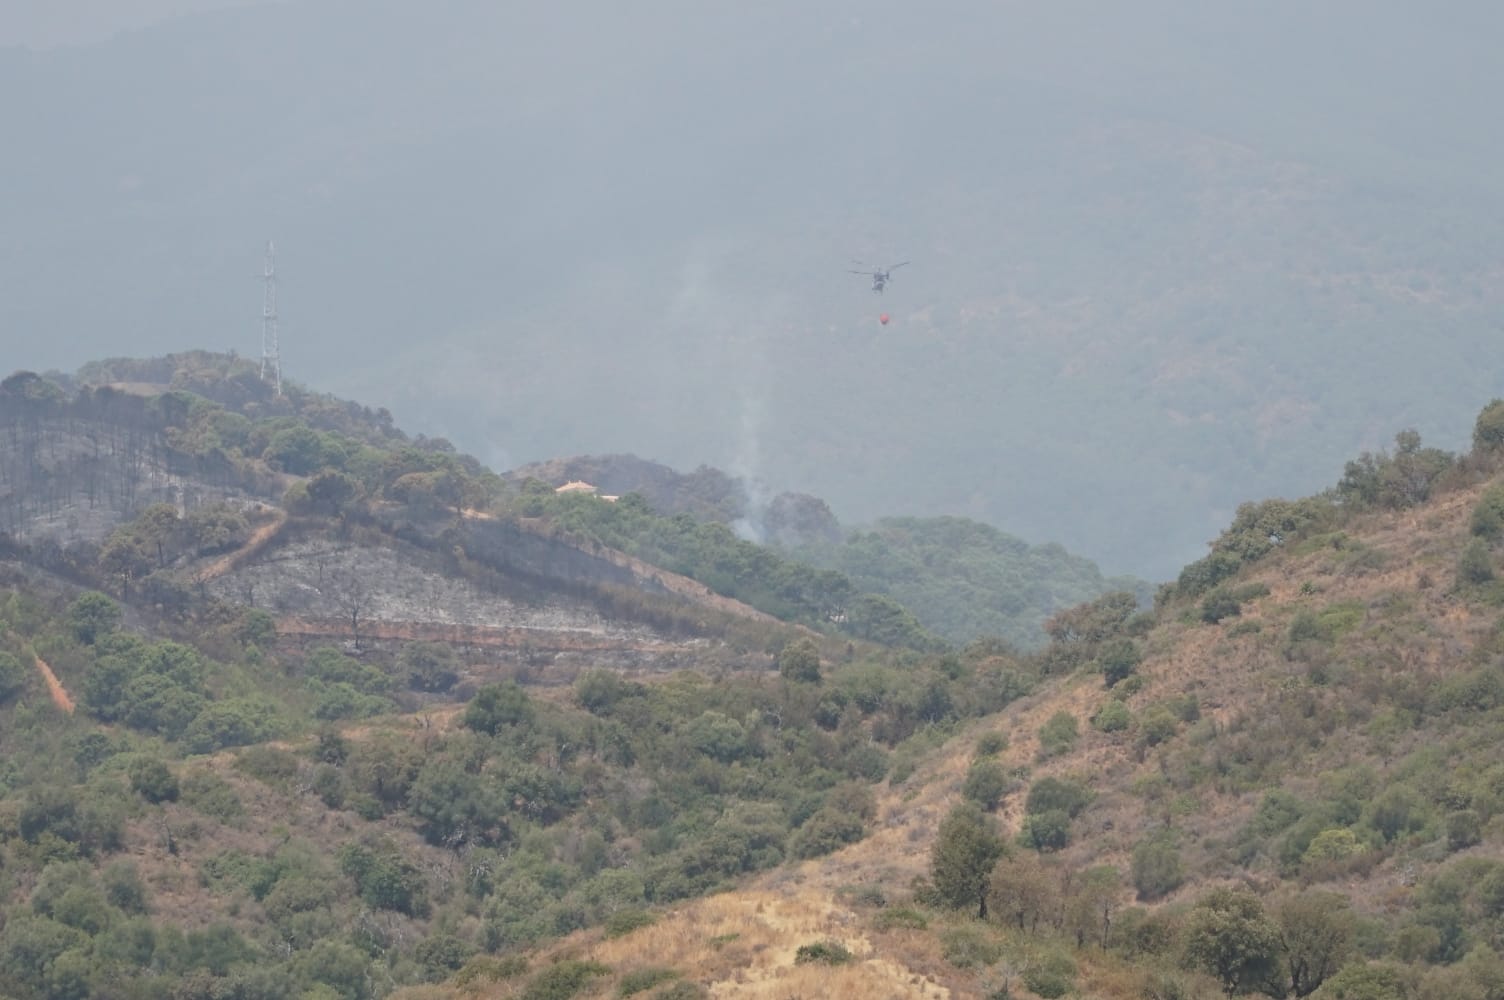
[{"x1": 887, "y1": 261, "x2": 910, "y2": 271}]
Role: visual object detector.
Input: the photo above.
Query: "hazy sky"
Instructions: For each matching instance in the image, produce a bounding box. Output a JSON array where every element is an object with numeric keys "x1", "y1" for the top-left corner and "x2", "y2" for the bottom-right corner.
[
  {"x1": 3, "y1": 0, "x2": 1501, "y2": 580},
  {"x1": 1, "y1": 0, "x2": 267, "y2": 47}
]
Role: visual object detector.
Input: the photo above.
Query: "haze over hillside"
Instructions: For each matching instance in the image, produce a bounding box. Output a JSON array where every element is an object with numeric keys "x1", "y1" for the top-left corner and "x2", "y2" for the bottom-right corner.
[{"x1": 3, "y1": 0, "x2": 1502, "y2": 578}]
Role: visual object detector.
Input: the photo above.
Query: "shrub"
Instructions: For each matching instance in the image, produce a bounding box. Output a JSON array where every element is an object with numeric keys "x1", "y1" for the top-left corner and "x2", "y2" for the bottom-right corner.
[
  {"x1": 399, "y1": 641, "x2": 461, "y2": 693},
  {"x1": 454, "y1": 955, "x2": 529, "y2": 987},
  {"x1": 519, "y1": 960, "x2": 610, "y2": 1000},
  {"x1": 651, "y1": 984, "x2": 706, "y2": 1000},
  {"x1": 1475, "y1": 400, "x2": 1504, "y2": 453},
  {"x1": 604, "y1": 908, "x2": 656, "y2": 938},
  {"x1": 464, "y1": 681, "x2": 535, "y2": 735},
  {"x1": 102, "y1": 860, "x2": 149, "y2": 914},
  {"x1": 1097, "y1": 638, "x2": 1142, "y2": 686},
  {"x1": 128, "y1": 756, "x2": 180, "y2": 803},
  {"x1": 1473, "y1": 484, "x2": 1504, "y2": 540},
  {"x1": 1446, "y1": 809, "x2": 1482, "y2": 851},
  {"x1": 794, "y1": 940, "x2": 853, "y2": 965},
  {"x1": 1022, "y1": 951, "x2": 1078, "y2": 999},
  {"x1": 872, "y1": 907, "x2": 928, "y2": 931},
  {"x1": 338, "y1": 843, "x2": 428, "y2": 917},
  {"x1": 416, "y1": 932, "x2": 477, "y2": 981},
  {"x1": 1302, "y1": 829, "x2": 1367, "y2": 867},
  {"x1": 776, "y1": 637, "x2": 821, "y2": 684},
  {"x1": 1458, "y1": 539, "x2": 1496, "y2": 587},
  {"x1": 233, "y1": 745, "x2": 299, "y2": 787},
  {"x1": 181, "y1": 698, "x2": 280, "y2": 754},
  {"x1": 1201, "y1": 591, "x2": 1243, "y2": 624},
  {"x1": 1037, "y1": 711, "x2": 1078, "y2": 758},
  {"x1": 940, "y1": 926, "x2": 1003, "y2": 968},
  {"x1": 790, "y1": 808, "x2": 866, "y2": 859},
  {"x1": 1135, "y1": 706, "x2": 1179, "y2": 748},
  {"x1": 1092, "y1": 699, "x2": 1132, "y2": 733},
  {"x1": 1025, "y1": 776, "x2": 1092, "y2": 818},
  {"x1": 1131, "y1": 837, "x2": 1185, "y2": 901},
  {"x1": 962, "y1": 759, "x2": 1012, "y2": 811},
  {"x1": 180, "y1": 769, "x2": 244, "y2": 822},
  {"x1": 1019, "y1": 809, "x2": 1071, "y2": 852},
  {"x1": 619, "y1": 967, "x2": 679, "y2": 996},
  {"x1": 975, "y1": 731, "x2": 1009, "y2": 756}
]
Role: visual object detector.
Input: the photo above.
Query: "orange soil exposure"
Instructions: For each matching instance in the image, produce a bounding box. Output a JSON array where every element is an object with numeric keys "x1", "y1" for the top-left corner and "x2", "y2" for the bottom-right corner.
[
  {"x1": 32, "y1": 651, "x2": 74, "y2": 713},
  {"x1": 194, "y1": 511, "x2": 287, "y2": 583}
]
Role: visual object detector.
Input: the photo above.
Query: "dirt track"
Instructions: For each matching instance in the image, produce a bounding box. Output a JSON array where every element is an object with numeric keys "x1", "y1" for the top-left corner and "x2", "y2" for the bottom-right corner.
[
  {"x1": 31, "y1": 650, "x2": 74, "y2": 713},
  {"x1": 193, "y1": 511, "x2": 287, "y2": 583}
]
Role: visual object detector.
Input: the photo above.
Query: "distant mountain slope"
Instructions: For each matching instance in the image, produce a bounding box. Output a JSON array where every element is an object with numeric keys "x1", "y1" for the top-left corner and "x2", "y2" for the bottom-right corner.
[
  {"x1": 510, "y1": 453, "x2": 1145, "y2": 649},
  {"x1": 795, "y1": 515, "x2": 1152, "y2": 649}
]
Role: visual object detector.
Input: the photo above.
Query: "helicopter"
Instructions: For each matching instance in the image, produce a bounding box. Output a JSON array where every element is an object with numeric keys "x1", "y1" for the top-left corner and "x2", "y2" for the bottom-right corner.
[{"x1": 849, "y1": 260, "x2": 909, "y2": 294}]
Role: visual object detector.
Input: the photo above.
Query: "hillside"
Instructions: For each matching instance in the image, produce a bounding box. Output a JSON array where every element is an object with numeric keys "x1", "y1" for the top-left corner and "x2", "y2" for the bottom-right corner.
[
  {"x1": 4, "y1": 360, "x2": 1504, "y2": 1000},
  {"x1": 391, "y1": 402, "x2": 1504, "y2": 999}
]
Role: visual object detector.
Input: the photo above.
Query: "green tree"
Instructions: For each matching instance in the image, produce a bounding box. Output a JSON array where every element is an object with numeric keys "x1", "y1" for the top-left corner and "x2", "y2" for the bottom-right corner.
[
  {"x1": 789, "y1": 808, "x2": 866, "y2": 859},
  {"x1": 399, "y1": 641, "x2": 461, "y2": 693},
  {"x1": 1045, "y1": 590, "x2": 1138, "y2": 645},
  {"x1": 462, "y1": 682, "x2": 534, "y2": 736},
  {"x1": 1183, "y1": 886, "x2": 1282, "y2": 996},
  {"x1": 99, "y1": 531, "x2": 153, "y2": 599},
  {"x1": 1310, "y1": 962, "x2": 1410, "y2": 1000},
  {"x1": 293, "y1": 938, "x2": 374, "y2": 1000},
  {"x1": 1065, "y1": 865, "x2": 1122, "y2": 948},
  {"x1": 302, "y1": 469, "x2": 362, "y2": 517},
  {"x1": 1131, "y1": 835, "x2": 1185, "y2": 901},
  {"x1": 1458, "y1": 539, "x2": 1497, "y2": 586},
  {"x1": 263, "y1": 425, "x2": 331, "y2": 475},
  {"x1": 987, "y1": 852, "x2": 1059, "y2": 932},
  {"x1": 0, "y1": 649, "x2": 27, "y2": 701},
  {"x1": 67, "y1": 591, "x2": 121, "y2": 644},
  {"x1": 185, "y1": 503, "x2": 249, "y2": 555},
  {"x1": 1092, "y1": 698, "x2": 1132, "y2": 733},
  {"x1": 777, "y1": 637, "x2": 822, "y2": 684},
  {"x1": 845, "y1": 593, "x2": 938, "y2": 649},
  {"x1": 338, "y1": 843, "x2": 427, "y2": 917},
  {"x1": 406, "y1": 756, "x2": 507, "y2": 847},
  {"x1": 1097, "y1": 638, "x2": 1142, "y2": 687},
  {"x1": 929, "y1": 802, "x2": 1006, "y2": 917},
  {"x1": 1471, "y1": 483, "x2": 1504, "y2": 540},
  {"x1": 128, "y1": 755, "x2": 180, "y2": 803},
  {"x1": 101, "y1": 860, "x2": 149, "y2": 914},
  {"x1": 1037, "y1": 711, "x2": 1079, "y2": 758},
  {"x1": 1019, "y1": 809, "x2": 1072, "y2": 852},
  {"x1": 1201, "y1": 591, "x2": 1244, "y2": 624},
  {"x1": 0, "y1": 914, "x2": 88, "y2": 999},
  {"x1": 962, "y1": 759, "x2": 1011, "y2": 811},
  {"x1": 134, "y1": 502, "x2": 183, "y2": 568},
  {"x1": 1474, "y1": 400, "x2": 1504, "y2": 454},
  {"x1": 1026, "y1": 776, "x2": 1092, "y2": 819},
  {"x1": 1275, "y1": 891, "x2": 1354, "y2": 998}
]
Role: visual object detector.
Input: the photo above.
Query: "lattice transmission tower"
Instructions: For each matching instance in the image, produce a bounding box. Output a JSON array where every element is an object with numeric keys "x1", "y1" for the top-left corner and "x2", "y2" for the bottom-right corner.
[{"x1": 260, "y1": 240, "x2": 282, "y2": 396}]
